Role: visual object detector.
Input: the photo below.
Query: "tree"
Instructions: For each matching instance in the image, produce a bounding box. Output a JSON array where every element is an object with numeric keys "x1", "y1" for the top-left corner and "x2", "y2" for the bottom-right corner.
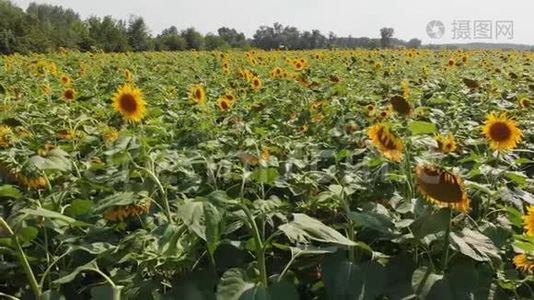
[
  {"x1": 407, "y1": 38, "x2": 422, "y2": 49},
  {"x1": 87, "y1": 16, "x2": 130, "y2": 52},
  {"x1": 204, "y1": 33, "x2": 228, "y2": 50},
  {"x1": 127, "y1": 16, "x2": 152, "y2": 51},
  {"x1": 380, "y1": 27, "x2": 394, "y2": 48},
  {"x1": 217, "y1": 27, "x2": 247, "y2": 48},
  {"x1": 155, "y1": 26, "x2": 186, "y2": 51},
  {"x1": 181, "y1": 27, "x2": 204, "y2": 50}
]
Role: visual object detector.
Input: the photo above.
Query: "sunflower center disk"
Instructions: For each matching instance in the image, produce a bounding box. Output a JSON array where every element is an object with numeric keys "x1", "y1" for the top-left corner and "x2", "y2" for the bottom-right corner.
[
  {"x1": 119, "y1": 94, "x2": 138, "y2": 113},
  {"x1": 489, "y1": 122, "x2": 512, "y2": 142}
]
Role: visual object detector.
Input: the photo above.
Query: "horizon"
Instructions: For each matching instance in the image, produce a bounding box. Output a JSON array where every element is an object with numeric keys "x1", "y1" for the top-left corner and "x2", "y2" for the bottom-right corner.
[{"x1": 10, "y1": 0, "x2": 534, "y2": 46}]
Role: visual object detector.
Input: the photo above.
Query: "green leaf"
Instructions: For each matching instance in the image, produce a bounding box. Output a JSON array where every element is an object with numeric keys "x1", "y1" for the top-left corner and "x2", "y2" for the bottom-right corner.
[
  {"x1": 53, "y1": 261, "x2": 99, "y2": 284},
  {"x1": 68, "y1": 199, "x2": 94, "y2": 216},
  {"x1": 177, "y1": 199, "x2": 222, "y2": 256},
  {"x1": 279, "y1": 213, "x2": 356, "y2": 246},
  {"x1": 0, "y1": 185, "x2": 21, "y2": 199},
  {"x1": 411, "y1": 266, "x2": 443, "y2": 299},
  {"x1": 41, "y1": 290, "x2": 66, "y2": 300},
  {"x1": 21, "y1": 207, "x2": 87, "y2": 227},
  {"x1": 504, "y1": 171, "x2": 528, "y2": 187},
  {"x1": 349, "y1": 211, "x2": 393, "y2": 234},
  {"x1": 18, "y1": 226, "x2": 38, "y2": 243},
  {"x1": 408, "y1": 121, "x2": 437, "y2": 135},
  {"x1": 29, "y1": 148, "x2": 71, "y2": 172},
  {"x1": 216, "y1": 268, "x2": 255, "y2": 300},
  {"x1": 410, "y1": 208, "x2": 450, "y2": 239},
  {"x1": 250, "y1": 168, "x2": 279, "y2": 185},
  {"x1": 240, "y1": 286, "x2": 269, "y2": 300},
  {"x1": 322, "y1": 254, "x2": 386, "y2": 300},
  {"x1": 92, "y1": 192, "x2": 136, "y2": 211},
  {"x1": 449, "y1": 228, "x2": 500, "y2": 263},
  {"x1": 268, "y1": 281, "x2": 299, "y2": 300}
]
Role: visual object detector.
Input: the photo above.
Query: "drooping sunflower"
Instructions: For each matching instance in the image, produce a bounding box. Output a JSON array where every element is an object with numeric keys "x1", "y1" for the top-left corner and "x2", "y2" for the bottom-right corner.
[
  {"x1": 522, "y1": 205, "x2": 534, "y2": 236},
  {"x1": 415, "y1": 164, "x2": 469, "y2": 213},
  {"x1": 190, "y1": 85, "x2": 206, "y2": 104},
  {"x1": 112, "y1": 84, "x2": 147, "y2": 123},
  {"x1": 435, "y1": 134, "x2": 457, "y2": 154},
  {"x1": 63, "y1": 88, "x2": 75, "y2": 101},
  {"x1": 367, "y1": 124, "x2": 403, "y2": 162},
  {"x1": 390, "y1": 95, "x2": 412, "y2": 116},
  {"x1": 482, "y1": 112, "x2": 522, "y2": 151},
  {"x1": 513, "y1": 254, "x2": 534, "y2": 273},
  {"x1": 104, "y1": 200, "x2": 151, "y2": 222}
]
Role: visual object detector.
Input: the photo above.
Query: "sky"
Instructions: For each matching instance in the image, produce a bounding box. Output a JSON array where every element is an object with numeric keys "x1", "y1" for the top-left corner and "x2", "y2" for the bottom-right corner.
[{"x1": 11, "y1": 0, "x2": 534, "y2": 45}]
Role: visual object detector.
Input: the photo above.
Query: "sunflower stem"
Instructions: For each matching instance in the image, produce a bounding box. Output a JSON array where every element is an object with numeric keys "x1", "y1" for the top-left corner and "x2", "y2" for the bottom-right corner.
[
  {"x1": 0, "y1": 217, "x2": 42, "y2": 300},
  {"x1": 441, "y1": 208, "x2": 452, "y2": 272}
]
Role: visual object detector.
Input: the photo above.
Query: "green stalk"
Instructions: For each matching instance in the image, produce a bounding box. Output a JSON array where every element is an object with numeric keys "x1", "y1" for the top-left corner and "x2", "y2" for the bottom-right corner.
[
  {"x1": 0, "y1": 218, "x2": 42, "y2": 300},
  {"x1": 241, "y1": 204, "x2": 268, "y2": 287},
  {"x1": 441, "y1": 209, "x2": 452, "y2": 272}
]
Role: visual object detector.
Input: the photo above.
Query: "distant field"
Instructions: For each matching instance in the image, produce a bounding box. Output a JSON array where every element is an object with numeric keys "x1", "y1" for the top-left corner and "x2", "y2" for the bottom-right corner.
[{"x1": 0, "y1": 49, "x2": 533, "y2": 299}]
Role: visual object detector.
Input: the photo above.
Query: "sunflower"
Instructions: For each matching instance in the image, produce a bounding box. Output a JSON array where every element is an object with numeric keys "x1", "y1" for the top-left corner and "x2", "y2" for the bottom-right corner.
[
  {"x1": 101, "y1": 126, "x2": 119, "y2": 144},
  {"x1": 0, "y1": 126, "x2": 14, "y2": 148},
  {"x1": 415, "y1": 165, "x2": 469, "y2": 213},
  {"x1": 522, "y1": 205, "x2": 534, "y2": 236},
  {"x1": 400, "y1": 79, "x2": 410, "y2": 99},
  {"x1": 124, "y1": 69, "x2": 133, "y2": 81},
  {"x1": 435, "y1": 134, "x2": 457, "y2": 154},
  {"x1": 251, "y1": 77, "x2": 262, "y2": 90},
  {"x1": 519, "y1": 97, "x2": 530, "y2": 108},
  {"x1": 482, "y1": 112, "x2": 522, "y2": 151},
  {"x1": 41, "y1": 84, "x2": 51, "y2": 96},
  {"x1": 57, "y1": 129, "x2": 75, "y2": 140},
  {"x1": 104, "y1": 200, "x2": 151, "y2": 222},
  {"x1": 367, "y1": 124, "x2": 403, "y2": 162},
  {"x1": 271, "y1": 67, "x2": 283, "y2": 78},
  {"x1": 190, "y1": 85, "x2": 206, "y2": 104},
  {"x1": 513, "y1": 254, "x2": 534, "y2": 273},
  {"x1": 390, "y1": 95, "x2": 412, "y2": 116},
  {"x1": 63, "y1": 88, "x2": 75, "y2": 101},
  {"x1": 60, "y1": 74, "x2": 71, "y2": 85},
  {"x1": 448, "y1": 58, "x2": 455, "y2": 67},
  {"x1": 217, "y1": 97, "x2": 234, "y2": 112},
  {"x1": 112, "y1": 84, "x2": 147, "y2": 123}
]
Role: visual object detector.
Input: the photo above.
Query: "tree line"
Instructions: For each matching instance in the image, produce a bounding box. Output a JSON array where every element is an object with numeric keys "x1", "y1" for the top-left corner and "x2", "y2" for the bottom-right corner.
[{"x1": 0, "y1": 0, "x2": 421, "y2": 54}]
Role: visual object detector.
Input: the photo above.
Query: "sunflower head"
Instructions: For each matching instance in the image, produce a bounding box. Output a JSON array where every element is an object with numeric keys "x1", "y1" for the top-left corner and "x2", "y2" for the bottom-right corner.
[
  {"x1": 367, "y1": 123, "x2": 403, "y2": 162},
  {"x1": 57, "y1": 129, "x2": 75, "y2": 140},
  {"x1": 101, "y1": 126, "x2": 119, "y2": 144},
  {"x1": 519, "y1": 97, "x2": 530, "y2": 108},
  {"x1": 448, "y1": 58, "x2": 455, "y2": 66},
  {"x1": 482, "y1": 112, "x2": 522, "y2": 151},
  {"x1": 60, "y1": 74, "x2": 71, "y2": 85},
  {"x1": 0, "y1": 126, "x2": 14, "y2": 148},
  {"x1": 513, "y1": 254, "x2": 534, "y2": 273},
  {"x1": 522, "y1": 206, "x2": 534, "y2": 236},
  {"x1": 415, "y1": 165, "x2": 469, "y2": 213},
  {"x1": 251, "y1": 77, "x2": 262, "y2": 90},
  {"x1": 217, "y1": 97, "x2": 234, "y2": 112},
  {"x1": 63, "y1": 88, "x2": 75, "y2": 101},
  {"x1": 390, "y1": 95, "x2": 412, "y2": 116},
  {"x1": 435, "y1": 134, "x2": 458, "y2": 154},
  {"x1": 190, "y1": 85, "x2": 206, "y2": 104},
  {"x1": 112, "y1": 84, "x2": 147, "y2": 123}
]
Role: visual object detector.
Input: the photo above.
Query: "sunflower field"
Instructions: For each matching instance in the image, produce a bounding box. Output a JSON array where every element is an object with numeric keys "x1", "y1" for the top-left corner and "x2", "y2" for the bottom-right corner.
[{"x1": 0, "y1": 49, "x2": 533, "y2": 300}]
